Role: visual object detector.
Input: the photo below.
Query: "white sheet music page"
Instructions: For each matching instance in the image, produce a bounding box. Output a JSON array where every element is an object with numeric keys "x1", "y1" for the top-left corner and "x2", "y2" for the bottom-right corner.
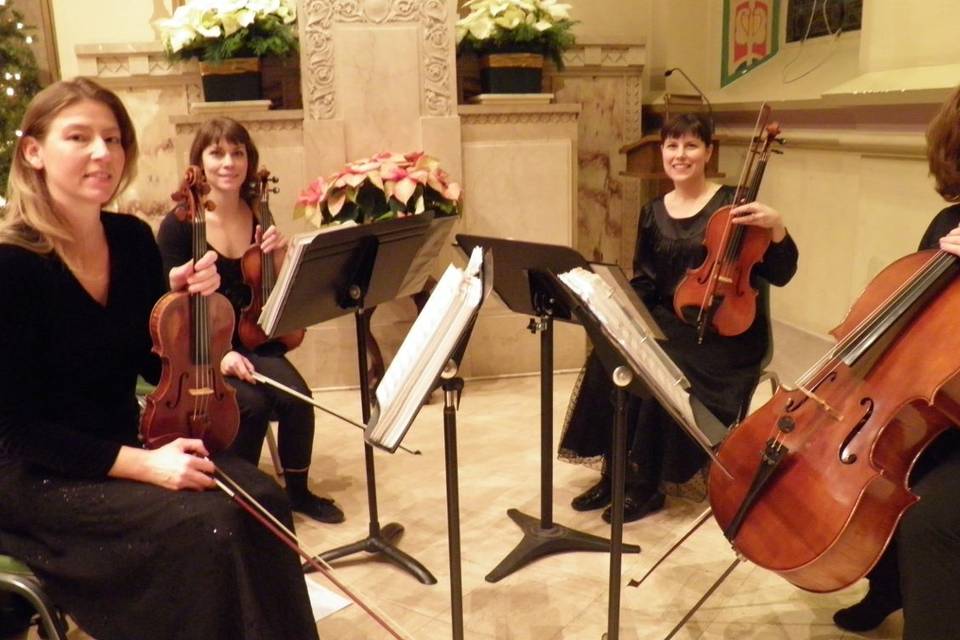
[
  {"x1": 367, "y1": 247, "x2": 484, "y2": 451},
  {"x1": 558, "y1": 267, "x2": 708, "y2": 447},
  {"x1": 258, "y1": 220, "x2": 358, "y2": 336}
]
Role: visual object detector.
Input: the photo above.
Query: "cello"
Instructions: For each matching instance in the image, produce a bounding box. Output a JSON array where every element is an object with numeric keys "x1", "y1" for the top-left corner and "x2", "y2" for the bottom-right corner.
[
  {"x1": 238, "y1": 168, "x2": 305, "y2": 351},
  {"x1": 673, "y1": 105, "x2": 783, "y2": 342},
  {"x1": 141, "y1": 166, "x2": 239, "y2": 452},
  {"x1": 708, "y1": 246, "x2": 960, "y2": 592}
]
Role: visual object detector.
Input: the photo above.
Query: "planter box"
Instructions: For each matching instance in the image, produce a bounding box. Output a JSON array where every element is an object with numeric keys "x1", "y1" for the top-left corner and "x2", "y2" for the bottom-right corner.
[
  {"x1": 479, "y1": 53, "x2": 544, "y2": 94},
  {"x1": 200, "y1": 58, "x2": 262, "y2": 102}
]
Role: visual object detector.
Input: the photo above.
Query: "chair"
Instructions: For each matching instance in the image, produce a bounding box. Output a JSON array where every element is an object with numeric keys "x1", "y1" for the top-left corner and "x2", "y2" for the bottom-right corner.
[{"x1": 0, "y1": 553, "x2": 69, "y2": 640}]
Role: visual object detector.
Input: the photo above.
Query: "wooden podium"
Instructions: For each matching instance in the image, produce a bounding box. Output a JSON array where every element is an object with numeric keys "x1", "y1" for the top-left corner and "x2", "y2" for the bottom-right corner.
[{"x1": 621, "y1": 93, "x2": 725, "y2": 194}]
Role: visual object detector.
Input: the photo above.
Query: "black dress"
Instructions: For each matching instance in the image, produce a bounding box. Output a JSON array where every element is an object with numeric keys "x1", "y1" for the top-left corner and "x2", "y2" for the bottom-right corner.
[
  {"x1": 156, "y1": 212, "x2": 315, "y2": 471},
  {"x1": 0, "y1": 213, "x2": 319, "y2": 640},
  {"x1": 559, "y1": 186, "x2": 799, "y2": 489}
]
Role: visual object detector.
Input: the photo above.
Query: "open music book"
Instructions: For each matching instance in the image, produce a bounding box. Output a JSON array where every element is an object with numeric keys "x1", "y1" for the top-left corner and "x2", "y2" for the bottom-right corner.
[
  {"x1": 365, "y1": 247, "x2": 485, "y2": 452},
  {"x1": 257, "y1": 221, "x2": 358, "y2": 336},
  {"x1": 557, "y1": 266, "x2": 725, "y2": 453}
]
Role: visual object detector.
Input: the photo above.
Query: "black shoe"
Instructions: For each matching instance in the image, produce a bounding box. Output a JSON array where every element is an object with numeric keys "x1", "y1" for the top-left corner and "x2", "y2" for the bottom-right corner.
[
  {"x1": 571, "y1": 478, "x2": 612, "y2": 511},
  {"x1": 291, "y1": 494, "x2": 345, "y2": 524},
  {"x1": 602, "y1": 491, "x2": 665, "y2": 523},
  {"x1": 832, "y1": 589, "x2": 902, "y2": 632}
]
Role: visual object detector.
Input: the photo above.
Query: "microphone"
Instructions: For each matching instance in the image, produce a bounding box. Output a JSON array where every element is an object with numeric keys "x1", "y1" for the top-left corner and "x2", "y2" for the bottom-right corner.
[{"x1": 664, "y1": 67, "x2": 714, "y2": 131}]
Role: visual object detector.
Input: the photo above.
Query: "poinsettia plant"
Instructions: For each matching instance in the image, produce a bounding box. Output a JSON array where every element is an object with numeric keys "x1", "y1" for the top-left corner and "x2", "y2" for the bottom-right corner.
[
  {"x1": 294, "y1": 151, "x2": 462, "y2": 227},
  {"x1": 456, "y1": 0, "x2": 575, "y2": 69},
  {"x1": 155, "y1": 0, "x2": 298, "y2": 62}
]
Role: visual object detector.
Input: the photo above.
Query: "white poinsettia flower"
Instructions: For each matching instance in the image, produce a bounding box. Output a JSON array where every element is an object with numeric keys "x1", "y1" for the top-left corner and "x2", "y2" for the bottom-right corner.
[
  {"x1": 494, "y1": 6, "x2": 524, "y2": 29},
  {"x1": 235, "y1": 8, "x2": 256, "y2": 27},
  {"x1": 213, "y1": 0, "x2": 247, "y2": 12},
  {"x1": 166, "y1": 25, "x2": 200, "y2": 51},
  {"x1": 220, "y1": 12, "x2": 242, "y2": 36},
  {"x1": 248, "y1": 0, "x2": 281, "y2": 15},
  {"x1": 455, "y1": 24, "x2": 468, "y2": 44},
  {"x1": 541, "y1": 0, "x2": 572, "y2": 21},
  {"x1": 277, "y1": 0, "x2": 297, "y2": 23},
  {"x1": 532, "y1": 19, "x2": 553, "y2": 31},
  {"x1": 467, "y1": 15, "x2": 495, "y2": 40},
  {"x1": 511, "y1": 0, "x2": 537, "y2": 12},
  {"x1": 487, "y1": 2, "x2": 510, "y2": 17}
]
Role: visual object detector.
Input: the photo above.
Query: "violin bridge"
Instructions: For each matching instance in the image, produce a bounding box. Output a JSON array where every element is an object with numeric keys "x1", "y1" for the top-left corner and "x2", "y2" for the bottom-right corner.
[
  {"x1": 717, "y1": 275, "x2": 733, "y2": 284},
  {"x1": 188, "y1": 387, "x2": 215, "y2": 397}
]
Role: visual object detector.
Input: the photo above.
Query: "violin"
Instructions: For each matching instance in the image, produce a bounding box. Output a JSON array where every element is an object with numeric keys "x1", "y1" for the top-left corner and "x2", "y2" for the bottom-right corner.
[
  {"x1": 140, "y1": 166, "x2": 239, "y2": 453},
  {"x1": 708, "y1": 247, "x2": 960, "y2": 592},
  {"x1": 238, "y1": 169, "x2": 305, "y2": 351},
  {"x1": 673, "y1": 105, "x2": 783, "y2": 342}
]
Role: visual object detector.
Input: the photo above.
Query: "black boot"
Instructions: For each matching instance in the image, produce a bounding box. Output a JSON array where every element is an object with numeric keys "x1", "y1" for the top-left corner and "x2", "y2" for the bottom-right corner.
[
  {"x1": 602, "y1": 486, "x2": 665, "y2": 523},
  {"x1": 833, "y1": 586, "x2": 902, "y2": 632},
  {"x1": 285, "y1": 470, "x2": 345, "y2": 524}
]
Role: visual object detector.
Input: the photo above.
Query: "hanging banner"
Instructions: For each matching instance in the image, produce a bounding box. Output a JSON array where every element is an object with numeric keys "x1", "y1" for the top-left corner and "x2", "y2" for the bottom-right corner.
[{"x1": 722, "y1": 0, "x2": 780, "y2": 87}]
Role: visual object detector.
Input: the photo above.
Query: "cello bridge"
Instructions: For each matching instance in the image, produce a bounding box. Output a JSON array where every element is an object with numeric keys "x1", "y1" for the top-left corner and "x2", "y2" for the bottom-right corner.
[{"x1": 188, "y1": 387, "x2": 214, "y2": 397}]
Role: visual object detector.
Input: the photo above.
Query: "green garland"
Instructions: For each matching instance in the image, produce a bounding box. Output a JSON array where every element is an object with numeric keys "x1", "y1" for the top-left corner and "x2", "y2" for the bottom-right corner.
[{"x1": 0, "y1": 2, "x2": 41, "y2": 194}]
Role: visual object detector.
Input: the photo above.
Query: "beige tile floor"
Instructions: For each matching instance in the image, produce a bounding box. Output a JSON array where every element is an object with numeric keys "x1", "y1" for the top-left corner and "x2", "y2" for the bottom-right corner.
[{"x1": 42, "y1": 324, "x2": 905, "y2": 640}]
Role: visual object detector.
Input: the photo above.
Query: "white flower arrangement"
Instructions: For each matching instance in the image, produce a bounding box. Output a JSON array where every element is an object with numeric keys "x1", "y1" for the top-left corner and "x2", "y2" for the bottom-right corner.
[
  {"x1": 456, "y1": 0, "x2": 575, "y2": 68},
  {"x1": 155, "y1": 0, "x2": 298, "y2": 62}
]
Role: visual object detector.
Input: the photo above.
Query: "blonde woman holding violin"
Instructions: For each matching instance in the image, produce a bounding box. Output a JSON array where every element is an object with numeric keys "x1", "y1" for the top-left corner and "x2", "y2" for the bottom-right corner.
[
  {"x1": 157, "y1": 117, "x2": 344, "y2": 524},
  {"x1": 0, "y1": 79, "x2": 319, "y2": 639},
  {"x1": 559, "y1": 112, "x2": 798, "y2": 523}
]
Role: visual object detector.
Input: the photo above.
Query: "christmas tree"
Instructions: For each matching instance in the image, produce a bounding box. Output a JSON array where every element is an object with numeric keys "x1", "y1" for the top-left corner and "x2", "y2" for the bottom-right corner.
[{"x1": 0, "y1": 0, "x2": 41, "y2": 203}]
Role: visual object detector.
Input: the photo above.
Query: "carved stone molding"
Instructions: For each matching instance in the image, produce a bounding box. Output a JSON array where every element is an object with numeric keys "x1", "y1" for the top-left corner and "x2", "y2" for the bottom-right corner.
[
  {"x1": 171, "y1": 111, "x2": 304, "y2": 136},
  {"x1": 301, "y1": 0, "x2": 455, "y2": 121},
  {"x1": 558, "y1": 43, "x2": 646, "y2": 77},
  {"x1": 460, "y1": 112, "x2": 580, "y2": 125}
]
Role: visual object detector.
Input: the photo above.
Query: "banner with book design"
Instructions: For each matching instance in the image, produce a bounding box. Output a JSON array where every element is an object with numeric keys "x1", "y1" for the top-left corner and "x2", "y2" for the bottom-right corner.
[{"x1": 722, "y1": 0, "x2": 781, "y2": 87}]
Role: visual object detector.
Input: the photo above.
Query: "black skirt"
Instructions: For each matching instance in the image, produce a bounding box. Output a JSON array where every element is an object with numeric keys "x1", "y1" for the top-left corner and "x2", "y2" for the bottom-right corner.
[{"x1": 0, "y1": 454, "x2": 319, "y2": 640}]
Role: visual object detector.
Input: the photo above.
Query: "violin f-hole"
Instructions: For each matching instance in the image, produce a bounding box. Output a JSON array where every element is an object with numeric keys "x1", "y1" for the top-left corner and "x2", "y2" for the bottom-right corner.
[{"x1": 839, "y1": 397, "x2": 875, "y2": 464}]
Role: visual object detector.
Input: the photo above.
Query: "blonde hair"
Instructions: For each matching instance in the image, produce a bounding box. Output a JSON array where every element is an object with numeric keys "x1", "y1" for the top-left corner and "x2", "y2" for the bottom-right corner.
[
  {"x1": 0, "y1": 78, "x2": 139, "y2": 259},
  {"x1": 927, "y1": 84, "x2": 960, "y2": 202}
]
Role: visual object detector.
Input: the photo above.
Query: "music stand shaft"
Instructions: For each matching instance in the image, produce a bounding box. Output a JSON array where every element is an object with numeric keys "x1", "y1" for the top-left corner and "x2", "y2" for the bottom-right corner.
[
  {"x1": 443, "y1": 378, "x2": 465, "y2": 640},
  {"x1": 313, "y1": 307, "x2": 436, "y2": 585},
  {"x1": 606, "y1": 376, "x2": 630, "y2": 640},
  {"x1": 539, "y1": 315, "x2": 553, "y2": 527}
]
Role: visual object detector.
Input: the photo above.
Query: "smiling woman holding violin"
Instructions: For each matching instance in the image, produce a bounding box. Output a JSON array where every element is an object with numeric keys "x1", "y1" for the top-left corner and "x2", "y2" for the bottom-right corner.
[
  {"x1": 559, "y1": 112, "x2": 799, "y2": 523},
  {"x1": 0, "y1": 79, "x2": 319, "y2": 639},
  {"x1": 157, "y1": 117, "x2": 344, "y2": 525},
  {"x1": 826, "y1": 84, "x2": 960, "y2": 640}
]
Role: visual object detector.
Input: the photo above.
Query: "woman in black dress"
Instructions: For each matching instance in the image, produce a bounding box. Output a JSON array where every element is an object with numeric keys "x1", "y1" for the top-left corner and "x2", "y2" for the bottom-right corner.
[
  {"x1": 831, "y1": 84, "x2": 960, "y2": 640},
  {"x1": 559, "y1": 112, "x2": 799, "y2": 523},
  {"x1": 0, "y1": 79, "x2": 319, "y2": 639},
  {"x1": 157, "y1": 118, "x2": 344, "y2": 524}
]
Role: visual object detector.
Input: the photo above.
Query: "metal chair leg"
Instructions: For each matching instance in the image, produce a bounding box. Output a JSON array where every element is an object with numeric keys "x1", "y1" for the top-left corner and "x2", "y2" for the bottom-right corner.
[{"x1": 0, "y1": 572, "x2": 69, "y2": 640}]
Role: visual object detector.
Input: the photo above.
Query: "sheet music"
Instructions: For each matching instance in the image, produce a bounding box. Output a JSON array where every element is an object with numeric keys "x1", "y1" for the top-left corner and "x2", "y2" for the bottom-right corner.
[
  {"x1": 558, "y1": 267, "x2": 715, "y2": 453},
  {"x1": 258, "y1": 221, "x2": 358, "y2": 336},
  {"x1": 366, "y1": 247, "x2": 484, "y2": 451}
]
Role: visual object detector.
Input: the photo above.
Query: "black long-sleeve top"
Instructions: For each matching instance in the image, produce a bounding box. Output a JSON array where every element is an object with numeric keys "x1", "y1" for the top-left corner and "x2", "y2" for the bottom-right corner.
[
  {"x1": 630, "y1": 186, "x2": 799, "y2": 417},
  {"x1": 0, "y1": 213, "x2": 164, "y2": 478}
]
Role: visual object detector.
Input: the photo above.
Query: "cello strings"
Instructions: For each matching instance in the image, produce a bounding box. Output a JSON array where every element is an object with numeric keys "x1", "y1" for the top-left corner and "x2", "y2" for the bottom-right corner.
[{"x1": 765, "y1": 250, "x2": 954, "y2": 449}]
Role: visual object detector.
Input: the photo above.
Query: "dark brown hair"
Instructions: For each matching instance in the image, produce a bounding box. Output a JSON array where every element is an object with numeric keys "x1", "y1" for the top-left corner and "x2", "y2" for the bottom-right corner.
[
  {"x1": 188, "y1": 117, "x2": 259, "y2": 205},
  {"x1": 660, "y1": 112, "x2": 714, "y2": 147},
  {"x1": 927, "y1": 86, "x2": 960, "y2": 202}
]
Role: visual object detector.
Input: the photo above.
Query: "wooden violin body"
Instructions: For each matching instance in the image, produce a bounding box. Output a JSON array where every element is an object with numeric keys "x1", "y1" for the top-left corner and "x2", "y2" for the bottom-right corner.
[
  {"x1": 673, "y1": 206, "x2": 770, "y2": 336},
  {"x1": 140, "y1": 166, "x2": 239, "y2": 453},
  {"x1": 238, "y1": 168, "x2": 305, "y2": 351},
  {"x1": 709, "y1": 249, "x2": 960, "y2": 592},
  {"x1": 673, "y1": 105, "x2": 781, "y2": 341}
]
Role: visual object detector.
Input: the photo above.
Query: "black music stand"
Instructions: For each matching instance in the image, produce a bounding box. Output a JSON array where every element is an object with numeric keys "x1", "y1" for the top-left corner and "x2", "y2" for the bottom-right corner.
[
  {"x1": 265, "y1": 214, "x2": 437, "y2": 584},
  {"x1": 455, "y1": 235, "x2": 640, "y2": 584},
  {"x1": 549, "y1": 268, "x2": 726, "y2": 640},
  {"x1": 366, "y1": 251, "x2": 494, "y2": 640}
]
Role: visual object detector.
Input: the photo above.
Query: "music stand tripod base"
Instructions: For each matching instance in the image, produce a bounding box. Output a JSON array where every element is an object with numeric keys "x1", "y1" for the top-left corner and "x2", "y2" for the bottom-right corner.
[
  {"x1": 485, "y1": 509, "x2": 640, "y2": 583},
  {"x1": 313, "y1": 518, "x2": 437, "y2": 585}
]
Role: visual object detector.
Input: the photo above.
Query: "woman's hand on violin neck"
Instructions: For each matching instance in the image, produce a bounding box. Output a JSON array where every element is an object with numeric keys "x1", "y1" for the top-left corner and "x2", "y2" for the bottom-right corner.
[
  {"x1": 731, "y1": 201, "x2": 787, "y2": 242},
  {"x1": 109, "y1": 440, "x2": 216, "y2": 491},
  {"x1": 221, "y1": 350, "x2": 257, "y2": 383},
  {"x1": 939, "y1": 224, "x2": 960, "y2": 257},
  {"x1": 257, "y1": 224, "x2": 287, "y2": 255},
  {"x1": 168, "y1": 250, "x2": 221, "y2": 296}
]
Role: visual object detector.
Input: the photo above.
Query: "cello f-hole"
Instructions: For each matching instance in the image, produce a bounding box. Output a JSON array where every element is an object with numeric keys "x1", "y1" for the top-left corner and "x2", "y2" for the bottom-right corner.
[{"x1": 839, "y1": 398, "x2": 875, "y2": 464}]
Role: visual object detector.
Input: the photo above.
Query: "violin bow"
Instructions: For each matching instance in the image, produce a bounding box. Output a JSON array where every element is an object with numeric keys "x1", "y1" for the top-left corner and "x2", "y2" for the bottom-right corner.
[
  {"x1": 250, "y1": 371, "x2": 423, "y2": 456},
  {"x1": 213, "y1": 467, "x2": 416, "y2": 640}
]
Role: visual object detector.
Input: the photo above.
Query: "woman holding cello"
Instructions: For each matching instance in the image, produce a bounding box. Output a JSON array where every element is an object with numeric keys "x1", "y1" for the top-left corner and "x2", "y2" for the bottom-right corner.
[
  {"x1": 0, "y1": 79, "x2": 319, "y2": 639},
  {"x1": 157, "y1": 117, "x2": 344, "y2": 524},
  {"x1": 828, "y1": 85, "x2": 960, "y2": 639},
  {"x1": 559, "y1": 112, "x2": 799, "y2": 523}
]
